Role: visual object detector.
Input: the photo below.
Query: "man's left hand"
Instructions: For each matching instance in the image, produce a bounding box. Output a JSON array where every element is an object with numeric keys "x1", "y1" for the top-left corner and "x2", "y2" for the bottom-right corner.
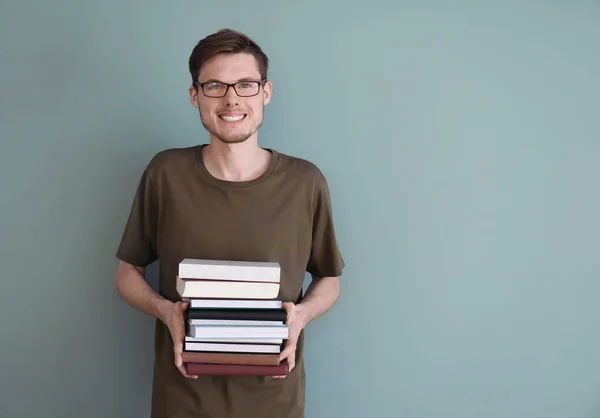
[{"x1": 273, "y1": 301, "x2": 306, "y2": 378}]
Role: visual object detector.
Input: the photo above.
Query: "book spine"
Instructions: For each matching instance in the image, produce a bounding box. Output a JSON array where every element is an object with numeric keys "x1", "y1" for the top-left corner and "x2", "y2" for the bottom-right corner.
[
  {"x1": 181, "y1": 351, "x2": 281, "y2": 366},
  {"x1": 188, "y1": 308, "x2": 288, "y2": 322},
  {"x1": 185, "y1": 360, "x2": 289, "y2": 376}
]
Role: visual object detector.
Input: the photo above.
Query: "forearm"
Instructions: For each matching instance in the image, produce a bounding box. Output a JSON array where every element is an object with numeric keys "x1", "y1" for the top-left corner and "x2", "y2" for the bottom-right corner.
[
  {"x1": 296, "y1": 276, "x2": 340, "y2": 326},
  {"x1": 114, "y1": 260, "x2": 172, "y2": 323}
]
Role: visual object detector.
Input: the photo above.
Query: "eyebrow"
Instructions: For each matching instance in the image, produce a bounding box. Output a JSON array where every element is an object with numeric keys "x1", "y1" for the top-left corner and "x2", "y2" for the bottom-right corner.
[{"x1": 200, "y1": 77, "x2": 261, "y2": 84}]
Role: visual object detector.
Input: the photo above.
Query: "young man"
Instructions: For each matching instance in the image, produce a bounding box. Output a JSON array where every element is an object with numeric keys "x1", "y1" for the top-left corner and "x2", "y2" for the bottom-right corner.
[{"x1": 113, "y1": 28, "x2": 345, "y2": 418}]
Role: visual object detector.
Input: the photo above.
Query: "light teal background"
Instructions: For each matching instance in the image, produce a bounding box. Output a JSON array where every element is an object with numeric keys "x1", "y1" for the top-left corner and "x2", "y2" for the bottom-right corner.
[{"x1": 2, "y1": 1, "x2": 599, "y2": 417}]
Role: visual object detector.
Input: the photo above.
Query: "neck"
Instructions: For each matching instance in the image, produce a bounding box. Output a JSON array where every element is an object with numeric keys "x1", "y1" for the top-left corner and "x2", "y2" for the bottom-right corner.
[{"x1": 202, "y1": 136, "x2": 271, "y2": 182}]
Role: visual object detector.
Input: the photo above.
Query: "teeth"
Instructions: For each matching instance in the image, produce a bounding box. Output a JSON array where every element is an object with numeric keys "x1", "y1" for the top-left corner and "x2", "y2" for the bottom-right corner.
[{"x1": 220, "y1": 115, "x2": 245, "y2": 122}]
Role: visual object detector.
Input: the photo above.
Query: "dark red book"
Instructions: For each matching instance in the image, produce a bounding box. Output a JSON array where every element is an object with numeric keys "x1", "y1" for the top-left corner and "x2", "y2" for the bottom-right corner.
[{"x1": 185, "y1": 360, "x2": 289, "y2": 376}]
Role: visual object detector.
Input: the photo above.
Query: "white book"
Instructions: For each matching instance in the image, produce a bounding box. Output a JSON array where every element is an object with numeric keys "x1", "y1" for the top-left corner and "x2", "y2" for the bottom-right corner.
[
  {"x1": 185, "y1": 336, "x2": 283, "y2": 344},
  {"x1": 188, "y1": 325, "x2": 289, "y2": 340},
  {"x1": 178, "y1": 258, "x2": 280, "y2": 283},
  {"x1": 185, "y1": 298, "x2": 283, "y2": 309},
  {"x1": 184, "y1": 342, "x2": 281, "y2": 354},
  {"x1": 176, "y1": 276, "x2": 280, "y2": 299}
]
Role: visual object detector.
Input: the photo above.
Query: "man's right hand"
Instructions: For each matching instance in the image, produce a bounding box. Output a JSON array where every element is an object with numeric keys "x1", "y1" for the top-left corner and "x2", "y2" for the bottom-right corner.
[
  {"x1": 114, "y1": 264, "x2": 198, "y2": 379},
  {"x1": 162, "y1": 299, "x2": 198, "y2": 379}
]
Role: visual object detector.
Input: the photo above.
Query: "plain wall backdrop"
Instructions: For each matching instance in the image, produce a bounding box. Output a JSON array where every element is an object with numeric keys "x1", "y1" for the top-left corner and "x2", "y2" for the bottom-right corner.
[{"x1": 1, "y1": 1, "x2": 599, "y2": 417}]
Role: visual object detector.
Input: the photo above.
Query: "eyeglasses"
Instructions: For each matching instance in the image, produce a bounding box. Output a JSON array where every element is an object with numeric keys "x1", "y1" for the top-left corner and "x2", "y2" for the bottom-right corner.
[{"x1": 193, "y1": 79, "x2": 266, "y2": 98}]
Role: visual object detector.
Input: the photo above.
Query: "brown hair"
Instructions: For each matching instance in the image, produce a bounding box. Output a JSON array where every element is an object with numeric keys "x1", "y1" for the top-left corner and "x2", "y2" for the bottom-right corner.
[{"x1": 188, "y1": 28, "x2": 269, "y2": 85}]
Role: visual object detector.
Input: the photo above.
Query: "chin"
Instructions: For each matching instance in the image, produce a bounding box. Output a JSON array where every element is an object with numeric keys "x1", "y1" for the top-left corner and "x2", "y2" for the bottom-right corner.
[
  {"x1": 212, "y1": 126, "x2": 255, "y2": 144},
  {"x1": 216, "y1": 134, "x2": 252, "y2": 144}
]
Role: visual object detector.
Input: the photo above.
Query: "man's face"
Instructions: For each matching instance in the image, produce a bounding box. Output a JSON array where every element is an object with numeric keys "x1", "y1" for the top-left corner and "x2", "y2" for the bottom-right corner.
[{"x1": 189, "y1": 53, "x2": 272, "y2": 144}]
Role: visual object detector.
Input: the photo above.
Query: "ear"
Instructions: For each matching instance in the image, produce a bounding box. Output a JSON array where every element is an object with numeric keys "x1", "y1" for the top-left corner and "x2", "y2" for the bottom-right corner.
[
  {"x1": 189, "y1": 84, "x2": 200, "y2": 109},
  {"x1": 262, "y1": 80, "x2": 273, "y2": 105}
]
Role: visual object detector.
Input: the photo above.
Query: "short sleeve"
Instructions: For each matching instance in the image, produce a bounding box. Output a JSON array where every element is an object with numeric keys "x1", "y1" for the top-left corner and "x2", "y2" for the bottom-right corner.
[
  {"x1": 115, "y1": 169, "x2": 159, "y2": 267},
  {"x1": 306, "y1": 175, "x2": 345, "y2": 277}
]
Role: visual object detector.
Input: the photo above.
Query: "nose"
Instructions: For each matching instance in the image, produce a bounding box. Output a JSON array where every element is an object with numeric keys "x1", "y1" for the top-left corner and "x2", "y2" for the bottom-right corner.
[{"x1": 223, "y1": 85, "x2": 239, "y2": 106}]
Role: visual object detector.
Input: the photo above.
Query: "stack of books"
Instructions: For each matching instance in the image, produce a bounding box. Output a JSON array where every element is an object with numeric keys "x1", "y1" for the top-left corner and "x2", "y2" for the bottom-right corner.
[{"x1": 176, "y1": 258, "x2": 290, "y2": 376}]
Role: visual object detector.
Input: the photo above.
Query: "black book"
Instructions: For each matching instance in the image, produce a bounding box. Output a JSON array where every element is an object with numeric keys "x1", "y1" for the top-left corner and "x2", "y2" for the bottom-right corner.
[{"x1": 188, "y1": 308, "x2": 288, "y2": 322}]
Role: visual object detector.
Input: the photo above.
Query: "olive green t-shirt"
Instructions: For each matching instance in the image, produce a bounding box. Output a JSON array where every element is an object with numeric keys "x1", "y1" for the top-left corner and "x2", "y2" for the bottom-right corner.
[{"x1": 116, "y1": 144, "x2": 345, "y2": 418}]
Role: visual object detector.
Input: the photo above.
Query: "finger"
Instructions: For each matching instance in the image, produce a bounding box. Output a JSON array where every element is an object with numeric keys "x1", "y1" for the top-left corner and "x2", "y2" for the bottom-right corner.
[
  {"x1": 283, "y1": 332, "x2": 299, "y2": 350},
  {"x1": 173, "y1": 339, "x2": 185, "y2": 367},
  {"x1": 278, "y1": 345, "x2": 295, "y2": 362},
  {"x1": 273, "y1": 355, "x2": 294, "y2": 379},
  {"x1": 177, "y1": 363, "x2": 198, "y2": 379},
  {"x1": 174, "y1": 346, "x2": 197, "y2": 379},
  {"x1": 174, "y1": 346, "x2": 183, "y2": 367}
]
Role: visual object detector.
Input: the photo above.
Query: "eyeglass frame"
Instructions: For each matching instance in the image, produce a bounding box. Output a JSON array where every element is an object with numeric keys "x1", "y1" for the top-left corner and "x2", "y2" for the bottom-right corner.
[{"x1": 192, "y1": 79, "x2": 267, "y2": 98}]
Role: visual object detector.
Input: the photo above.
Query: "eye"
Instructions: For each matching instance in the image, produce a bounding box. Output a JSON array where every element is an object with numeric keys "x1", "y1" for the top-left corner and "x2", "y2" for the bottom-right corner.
[{"x1": 206, "y1": 83, "x2": 222, "y2": 90}]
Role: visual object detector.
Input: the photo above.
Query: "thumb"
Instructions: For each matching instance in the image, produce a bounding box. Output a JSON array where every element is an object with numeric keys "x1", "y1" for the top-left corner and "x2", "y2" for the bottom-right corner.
[
  {"x1": 174, "y1": 341, "x2": 183, "y2": 366},
  {"x1": 282, "y1": 302, "x2": 295, "y2": 325}
]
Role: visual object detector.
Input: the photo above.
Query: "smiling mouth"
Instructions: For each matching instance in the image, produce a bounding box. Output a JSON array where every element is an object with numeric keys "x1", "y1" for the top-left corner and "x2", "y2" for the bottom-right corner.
[{"x1": 218, "y1": 114, "x2": 247, "y2": 122}]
